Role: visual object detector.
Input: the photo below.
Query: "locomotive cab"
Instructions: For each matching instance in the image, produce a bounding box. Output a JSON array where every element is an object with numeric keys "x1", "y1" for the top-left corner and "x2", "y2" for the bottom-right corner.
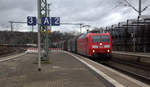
[{"x1": 89, "y1": 33, "x2": 112, "y2": 58}]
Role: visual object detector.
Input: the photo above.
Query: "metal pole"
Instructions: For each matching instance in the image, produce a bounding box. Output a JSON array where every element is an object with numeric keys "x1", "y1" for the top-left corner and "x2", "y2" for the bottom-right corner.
[
  {"x1": 45, "y1": 0, "x2": 49, "y2": 61},
  {"x1": 48, "y1": 3, "x2": 51, "y2": 31},
  {"x1": 133, "y1": 0, "x2": 142, "y2": 52},
  {"x1": 32, "y1": 25, "x2": 34, "y2": 32},
  {"x1": 48, "y1": 3, "x2": 51, "y2": 54},
  {"x1": 31, "y1": 25, "x2": 34, "y2": 43},
  {"x1": 133, "y1": 25, "x2": 136, "y2": 52},
  {"x1": 37, "y1": 0, "x2": 41, "y2": 71},
  {"x1": 139, "y1": 0, "x2": 141, "y2": 16},
  {"x1": 80, "y1": 24, "x2": 82, "y2": 33},
  {"x1": 10, "y1": 22, "x2": 13, "y2": 32},
  {"x1": 40, "y1": 0, "x2": 48, "y2": 61},
  {"x1": 48, "y1": 4, "x2": 50, "y2": 17}
]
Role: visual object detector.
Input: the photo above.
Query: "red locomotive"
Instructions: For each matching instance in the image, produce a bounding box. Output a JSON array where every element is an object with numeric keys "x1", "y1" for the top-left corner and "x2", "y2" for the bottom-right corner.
[
  {"x1": 77, "y1": 33, "x2": 112, "y2": 58},
  {"x1": 56, "y1": 32, "x2": 112, "y2": 59}
]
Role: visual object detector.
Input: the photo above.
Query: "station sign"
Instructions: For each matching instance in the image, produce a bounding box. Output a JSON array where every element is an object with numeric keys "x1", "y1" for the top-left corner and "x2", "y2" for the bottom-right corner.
[
  {"x1": 27, "y1": 16, "x2": 36, "y2": 26},
  {"x1": 41, "y1": 17, "x2": 50, "y2": 26},
  {"x1": 27, "y1": 16, "x2": 60, "y2": 26},
  {"x1": 51, "y1": 17, "x2": 60, "y2": 26}
]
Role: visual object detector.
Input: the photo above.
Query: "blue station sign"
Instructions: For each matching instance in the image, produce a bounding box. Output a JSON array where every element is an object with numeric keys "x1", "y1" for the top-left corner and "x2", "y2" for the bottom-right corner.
[
  {"x1": 41, "y1": 17, "x2": 51, "y2": 26},
  {"x1": 51, "y1": 17, "x2": 60, "y2": 26},
  {"x1": 27, "y1": 16, "x2": 60, "y2": 26},
  {"x1": 27, "y1": 16, "x2": 36, "y2": 26}
]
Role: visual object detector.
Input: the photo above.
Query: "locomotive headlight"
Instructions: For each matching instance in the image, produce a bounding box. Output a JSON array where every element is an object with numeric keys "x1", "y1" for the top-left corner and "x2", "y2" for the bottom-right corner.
[
  {"x1": 104, "y1": 45, "x2": 110, "y2": 48},
  {"x1": 93, "y1": 50, "x2": 95, "y2": 53},
  {"x1": 100, "y1": 43, "x2": 102, "y2": 46},
  {"x1": 107, "y1": 49, "x2": 110, "y2": 52}
]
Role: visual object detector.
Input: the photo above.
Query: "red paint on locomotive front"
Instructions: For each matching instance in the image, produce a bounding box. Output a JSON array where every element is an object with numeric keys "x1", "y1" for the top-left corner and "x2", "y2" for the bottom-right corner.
[{"x1": 77, "y1": 33, "x2": 112, "y2": 58}]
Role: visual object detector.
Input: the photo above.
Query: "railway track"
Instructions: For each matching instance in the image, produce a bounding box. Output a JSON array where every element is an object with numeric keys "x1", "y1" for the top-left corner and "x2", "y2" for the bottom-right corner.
[
  {"x1": 0, "y1": 47, "x2": 25, "y2": 58},
  {"x1": 0, "y1": 47, "x2": 26, "y2": 63},
  {"x1": 101, "y1": 58, "x2": 150, "y2": 84}
]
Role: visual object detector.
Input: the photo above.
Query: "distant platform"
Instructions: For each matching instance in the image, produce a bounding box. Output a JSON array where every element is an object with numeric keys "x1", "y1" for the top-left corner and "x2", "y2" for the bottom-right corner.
[{"x1": 112, "y1": 51, "x2": 150, "y2": 64}]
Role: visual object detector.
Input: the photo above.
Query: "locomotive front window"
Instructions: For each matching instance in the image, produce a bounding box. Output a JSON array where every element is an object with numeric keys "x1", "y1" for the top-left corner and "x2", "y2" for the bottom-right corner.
[
  {"x1": 92, "y1": 35, "x2": 109, "y2": 42},
  {"x1": 101, "y1": 35, "x2": 109, "y2": 42}
]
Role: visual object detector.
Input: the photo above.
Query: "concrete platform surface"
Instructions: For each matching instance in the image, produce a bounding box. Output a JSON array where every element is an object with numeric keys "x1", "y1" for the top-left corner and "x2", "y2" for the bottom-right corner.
[{"x1": 0, "y1": 52, "x2": 108, "y2": 87}]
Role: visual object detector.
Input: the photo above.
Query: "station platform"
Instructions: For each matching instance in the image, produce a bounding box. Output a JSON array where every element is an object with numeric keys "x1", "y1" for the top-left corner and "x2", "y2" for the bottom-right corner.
[
  {"x1": 1, "y1": 49, "x2": 149, "y2": 87},
  {"x1": 112, "y1": 51, "x2": 150, "y2": 64},
  {"x1": 0, "y1": 50, "x2": 108, "y2": 87}
]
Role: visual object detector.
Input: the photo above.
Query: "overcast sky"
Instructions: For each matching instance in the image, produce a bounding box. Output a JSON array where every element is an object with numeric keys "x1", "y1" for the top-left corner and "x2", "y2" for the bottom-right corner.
[{"x1": 0, "y1": 0, "x2": 150, "y2": 32}]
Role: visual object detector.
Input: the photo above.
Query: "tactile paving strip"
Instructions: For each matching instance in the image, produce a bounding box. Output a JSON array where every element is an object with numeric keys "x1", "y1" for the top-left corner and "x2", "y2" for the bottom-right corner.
[{"x1": 24, "y1": 80, "x2": 64, "y2": 87}]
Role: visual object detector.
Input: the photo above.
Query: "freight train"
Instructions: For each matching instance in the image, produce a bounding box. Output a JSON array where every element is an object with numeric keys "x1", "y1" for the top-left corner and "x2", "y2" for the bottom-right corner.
[{"x1": 57, "y1": 33, "x2": 112, "y2": 59}]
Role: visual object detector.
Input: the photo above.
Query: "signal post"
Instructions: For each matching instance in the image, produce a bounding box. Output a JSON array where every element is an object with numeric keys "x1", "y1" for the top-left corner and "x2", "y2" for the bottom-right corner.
[{"x1": 27, "y1": 0, "x2": 60, "y2": 71}]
